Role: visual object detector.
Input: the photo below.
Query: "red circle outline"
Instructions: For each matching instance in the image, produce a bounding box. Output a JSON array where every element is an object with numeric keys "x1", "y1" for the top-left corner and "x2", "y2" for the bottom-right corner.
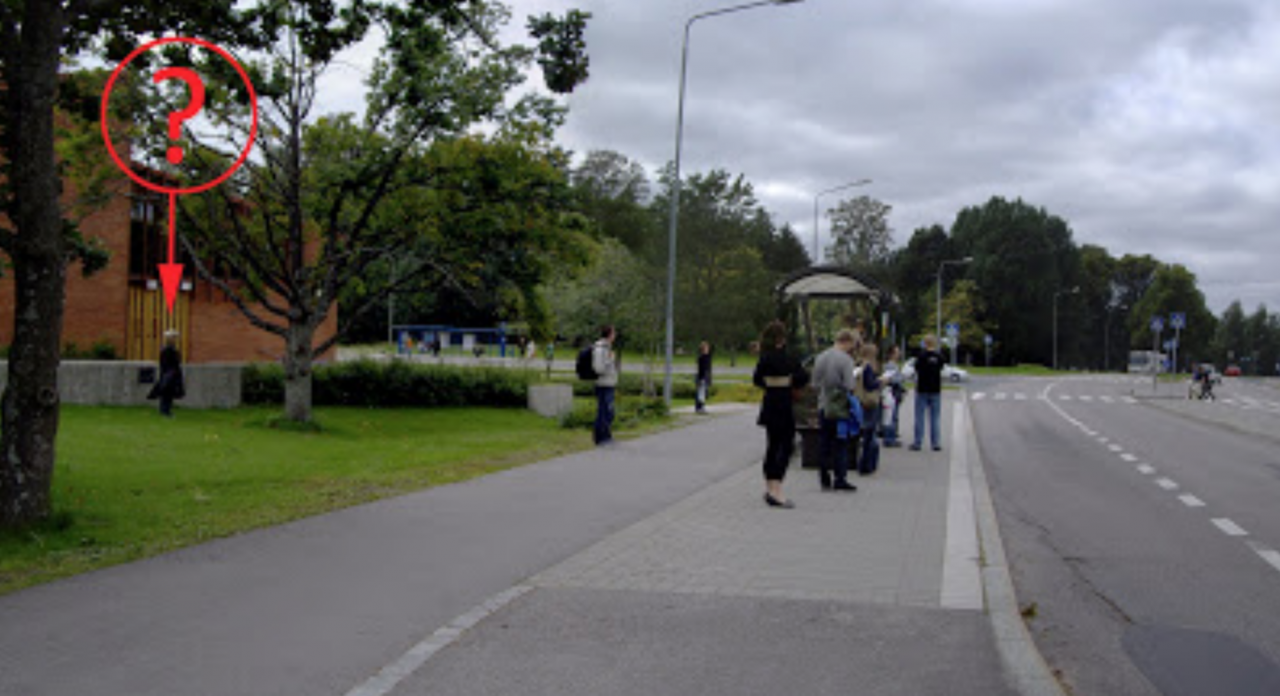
[{"x1": 100, "y1": 36, "x2": 258, "y2": 196}]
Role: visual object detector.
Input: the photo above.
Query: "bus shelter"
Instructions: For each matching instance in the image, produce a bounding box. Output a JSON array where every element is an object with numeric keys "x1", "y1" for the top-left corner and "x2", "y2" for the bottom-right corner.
[{"x1": 776, "y1": 266, "x2": 896, "y2": 468}]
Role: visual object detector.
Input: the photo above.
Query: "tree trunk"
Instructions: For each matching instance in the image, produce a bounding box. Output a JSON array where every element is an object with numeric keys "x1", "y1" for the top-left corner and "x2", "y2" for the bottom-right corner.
[
  {"x1": 0, "y1": 2, "x2": 69, "y2": 528},
  {"x1": 283, "y1": 321, "x2": 315, "y2": 423}
]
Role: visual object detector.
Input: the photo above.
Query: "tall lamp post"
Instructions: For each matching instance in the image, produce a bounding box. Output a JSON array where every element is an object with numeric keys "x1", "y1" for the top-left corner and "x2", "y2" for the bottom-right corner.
[
  {"x1": 812, "y1": 179, "x2": 871, "y2": 263},
  {"x1": 936, "y1": 257, "x2": 974, "y2": 340},
  {"x1": 1104, "y1": 303, "x2": 1127, "y2": 372},
  {"x1": 663, "y1": 0, "x2": 805, "y2": 405},
  {"x1": 1053, "y1": 286, "x2": 1080, "y2": 371}
]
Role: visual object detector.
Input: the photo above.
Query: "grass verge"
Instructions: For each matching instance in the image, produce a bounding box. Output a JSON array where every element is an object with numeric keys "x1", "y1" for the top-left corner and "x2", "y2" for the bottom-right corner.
[{"x1": 0, "y1": 405, "x2": 671, "y2": 596}]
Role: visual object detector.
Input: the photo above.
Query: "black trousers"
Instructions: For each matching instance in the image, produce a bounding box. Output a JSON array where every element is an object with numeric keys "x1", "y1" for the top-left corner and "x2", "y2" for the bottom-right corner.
[{"x1": 763, "y1": 421, "x2": 795, "y2": 481}]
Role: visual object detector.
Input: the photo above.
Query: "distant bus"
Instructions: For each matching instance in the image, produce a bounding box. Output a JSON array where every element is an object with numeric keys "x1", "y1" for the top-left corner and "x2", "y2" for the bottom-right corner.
[{"x1": 1128, "y1": 350, "x2": 1167, "y2": 374}]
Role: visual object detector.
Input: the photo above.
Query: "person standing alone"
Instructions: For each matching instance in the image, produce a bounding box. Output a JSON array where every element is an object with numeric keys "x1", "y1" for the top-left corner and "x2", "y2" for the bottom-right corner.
[
  {"x1": 911, "y1": 334, "x2": 945, "y2": 451},
  {"x1": 695, "y1": 341, "x2": 713, "y2": 414},
  {"x1": 592, "y1": 326, "x2": 619, "y2": 446},
  {"x1": 148, "y1": 329, "x2": 185, "y2": 417},
  {"x1": 753, "y1": 321, "x2": 809, "y2": 508}
]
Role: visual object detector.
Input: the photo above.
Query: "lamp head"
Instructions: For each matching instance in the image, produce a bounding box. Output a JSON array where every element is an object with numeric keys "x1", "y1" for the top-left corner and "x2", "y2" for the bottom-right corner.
[{"x1": 962, "y1": 256, "x2": 975, "y2": 263}]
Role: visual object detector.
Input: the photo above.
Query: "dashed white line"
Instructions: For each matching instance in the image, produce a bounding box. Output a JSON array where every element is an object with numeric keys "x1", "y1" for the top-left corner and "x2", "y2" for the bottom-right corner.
[
  {"x1": 971, "y1": 392, "x2": 986, "y2": 401},
  {"x1": 1100, "y1": 396, "x2": 1115, "y2": 404},
  {"x1": 1108, "y1": 444, "x2": 1124, "y2": 452},
  {"x1": 1060, "y1": 395, "x2": 1073, "y2": 401},
  {"x1": 1079, "y1": 395, "x2": 1094, "y2": 402},
  {"x1": 1247, "y1": 542, "x2": 1280, "y2": 574},
  {"x1": 1015, "y1": 393, "x2": 1028, "y2": 401},
  {"x1": 1178, "y1": 494, "x2": 1205, "y2": 508},
  {"x1": 1155, "y1": 478, "x2": 1179, "y2": 490},
  {"x1": 1123, "y1": 397, "x2": 1137, "y2": 404},
  {"x1": 1211, "y1": 518, "x2": 1249, "y2": 537},
  {"x1": 1137, "y1": 465, "x2": 1156, "y2": 475},
  {"x1": 1097, "y1": 437, "x2": 1109, "y2": 444},
  {"x1": 1120, "y1": 454, "x2": 1138, "y2": 462}
]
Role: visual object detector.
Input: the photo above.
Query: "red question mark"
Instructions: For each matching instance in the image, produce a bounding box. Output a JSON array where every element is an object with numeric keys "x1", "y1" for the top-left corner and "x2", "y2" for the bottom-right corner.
[{"x1": 152, "y1": 67, "x2": 206, "y2": 165}]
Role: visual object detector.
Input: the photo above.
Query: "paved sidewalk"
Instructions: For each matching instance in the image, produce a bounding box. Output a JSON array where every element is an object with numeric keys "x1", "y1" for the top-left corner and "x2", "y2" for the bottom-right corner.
[{"x1": 369, "y1": 394, "x2": 1028, "y2": 696}]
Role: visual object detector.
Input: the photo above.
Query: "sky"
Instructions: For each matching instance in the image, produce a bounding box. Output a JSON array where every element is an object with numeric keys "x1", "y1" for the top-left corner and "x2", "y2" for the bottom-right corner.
[{"x1": 316, "y1": 0, "x2": 1280, "y2": 314}]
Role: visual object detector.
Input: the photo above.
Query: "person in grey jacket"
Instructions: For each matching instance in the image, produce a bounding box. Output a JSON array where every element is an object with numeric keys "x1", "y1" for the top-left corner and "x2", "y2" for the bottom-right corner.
[
  {"x1": 813, "y1": 329, "x2": 858, "y2": 491},
  {"x1": 592, "y1": 325, "x2": 619, "y2": 446}
]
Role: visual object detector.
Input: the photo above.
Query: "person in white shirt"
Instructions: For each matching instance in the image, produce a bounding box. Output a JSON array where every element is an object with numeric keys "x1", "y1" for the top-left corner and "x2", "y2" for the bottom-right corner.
[{"x1": 592, "y1": 325, "x2": 619, "y2": 445}]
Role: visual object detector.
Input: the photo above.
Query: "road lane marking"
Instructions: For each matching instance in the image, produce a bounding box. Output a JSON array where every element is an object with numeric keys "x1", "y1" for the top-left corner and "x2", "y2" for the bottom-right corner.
[
  {"x1": 942, "y1": 401, "x2": 983, "y2": 610},
  {"x1": 1123, "y1": 397, "x2": 1137, "y2": 404},
  {"x1": 1137, "y1": 465, "x2": 1156, "y2": 475},
  {"x1": 1108, "y1": 444, "x2": 1123, "y2": 452},
  {"x1": 1015, "y1": 393, "x2": 1027, "y2": 401},
  {"x1": 1060, "y1": 395, "x2": 1073, "y2": 401},
  {"x1": 1178, "y1": 494, "x2": 1205, "y2": 508},
  {"x1": 1121, "y1": 453, "x2": 1138, "y2": 462},
  {"x1": 1211, "y1": 518, "x2": 1249, "y2": 537},
  {"x1": 1247, "y1": 542, "x2": 1280, "y2": 574},
  {"x1": 1079, "y1": 395, "x2": 1094, "y2": 402},
  {"x1": 342, "y1": 584, "x2": 534, "y2": 696},
  {"x1": 972, "y1": 392, "x2": 986, "y2": 401},
  {"x1": 1155, "y1": 478, "x2": 1179, "y2": 490},
  {"x1": 1082, "y1": 429, "x2": 1098, "y2": 436},
  {"x1": 1100, "y1": 396, "x2": 1114, "y2": 403},
  {"x1": 1097, "y1": 437, "x2": 1109, "y2": 443},
  {"x1": 995, "y1": 392, "x2": 1007, "y2": 401}
]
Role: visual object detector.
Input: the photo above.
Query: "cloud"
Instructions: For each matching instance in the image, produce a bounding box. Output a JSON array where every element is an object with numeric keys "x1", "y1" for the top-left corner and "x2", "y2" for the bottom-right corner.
[{"x1": 312, "y1": 0, "x2": 1280, "y2": 312}]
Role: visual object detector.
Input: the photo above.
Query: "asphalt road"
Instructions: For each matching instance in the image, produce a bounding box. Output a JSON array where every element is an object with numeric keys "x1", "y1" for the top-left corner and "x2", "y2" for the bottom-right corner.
[{"x1": 970, "y1": 374, "x2": 1280, "y2": 696}]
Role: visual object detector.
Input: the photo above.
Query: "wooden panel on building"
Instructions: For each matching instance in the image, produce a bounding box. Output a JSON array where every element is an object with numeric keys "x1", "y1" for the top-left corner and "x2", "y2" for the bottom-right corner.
[{"x1": 126, "y1": 286, "x2": 190, "y2": 361}]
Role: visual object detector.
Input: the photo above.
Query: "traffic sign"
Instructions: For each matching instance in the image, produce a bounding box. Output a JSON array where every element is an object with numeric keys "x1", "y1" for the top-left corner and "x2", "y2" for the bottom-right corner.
[
  {"x1": 1170, "y1": 312, "x2": 1186, "y2": 330},
  {"x1": 1150, "y1": 316, "x2": 1164, "y2": 333},
  {"x1": 946, "y1": 323, "x2": 960, "y2": 337},
  {"x1": 984, "y1": 334, "x2": 993, "y2": 346}
]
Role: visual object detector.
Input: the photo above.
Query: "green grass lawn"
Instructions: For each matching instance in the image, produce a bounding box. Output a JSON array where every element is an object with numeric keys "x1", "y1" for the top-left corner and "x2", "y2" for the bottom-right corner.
[{"x1": 0, "y1": 405, "x2": 666, "y2": 595}]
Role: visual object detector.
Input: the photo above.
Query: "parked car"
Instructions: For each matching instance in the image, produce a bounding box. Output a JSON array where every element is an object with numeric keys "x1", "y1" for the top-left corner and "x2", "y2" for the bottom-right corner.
[
  {"x1": 901, "y1": 358, "x2": 970, "y2": 383},
  {"x1": 1224, "y1": 365, "x2": 1242, "y2": 377}
]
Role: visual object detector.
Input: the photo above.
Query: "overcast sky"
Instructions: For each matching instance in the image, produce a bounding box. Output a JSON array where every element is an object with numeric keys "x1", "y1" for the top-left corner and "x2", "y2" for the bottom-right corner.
[{"x1": 322, "y1": 0, "x2": 1280, "y2": 314}]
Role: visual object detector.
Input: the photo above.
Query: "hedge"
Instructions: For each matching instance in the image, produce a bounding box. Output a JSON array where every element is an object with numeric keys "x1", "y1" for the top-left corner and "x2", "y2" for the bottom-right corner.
[
  {"x1": 563, "y1": 373, "x2": 715, "y2": 400},
  {"x1": 242, "y1": 360, "x2": 533, "y2": 408}
]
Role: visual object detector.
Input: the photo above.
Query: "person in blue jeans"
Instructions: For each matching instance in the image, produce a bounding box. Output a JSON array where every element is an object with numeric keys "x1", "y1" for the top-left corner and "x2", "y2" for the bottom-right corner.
[
  {"x1": 880, "y1": 345, "x2": 904, "y2": 447},
  {"x1": 911, "y1": 335, "x2": 945, "y2": 452},
  {"x1": 592, "y1": 325, "x2": 619, "y2": 446}
]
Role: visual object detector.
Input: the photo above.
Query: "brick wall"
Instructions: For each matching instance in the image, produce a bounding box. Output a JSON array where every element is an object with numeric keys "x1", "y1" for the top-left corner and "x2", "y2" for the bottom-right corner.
[{"x1": 189, "y1": 293, "x2": 338, "y2": 364}]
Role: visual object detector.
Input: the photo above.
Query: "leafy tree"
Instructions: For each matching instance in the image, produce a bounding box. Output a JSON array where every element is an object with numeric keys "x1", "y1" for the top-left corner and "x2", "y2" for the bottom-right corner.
[
  {"x1": 0, "y1": 0, "x2": 259, "y2": 527},
  {"x1": 570, "y1": 149, "x2": 654, "y2": 254},
  {"x1": 169, "y1": 0, "x2": 591, "y2": 423},
  {"x1": 825, "y1": 195, "x2": 893, "y2": 272},
  {"x1": 1077, "y1": 244, "x2": 1121, "y2": 370},
  {"x1": 890, "y1": 224, "x2": 954, "y2": 343},
  {"x1": 1128, "y1": 264, "x2": 1215, "y2": 369},
  {"x1": 950, "y1": 197, "x2": 1080, "y2": 365},
  {"x1": 1213, "y1": 301, "x2": 1247, "y2": 367},
  {"x1": 760, "y1": 222, "x2": 811, "y2": 276},
  {"x1": 918, "y1": 279, "x2": 992, "y2": 363}
]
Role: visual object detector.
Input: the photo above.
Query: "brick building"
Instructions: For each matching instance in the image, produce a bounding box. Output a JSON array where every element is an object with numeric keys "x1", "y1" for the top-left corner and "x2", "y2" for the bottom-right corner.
[{"x1": 0, "y1": 165, "x2": 338, "y2": 364}]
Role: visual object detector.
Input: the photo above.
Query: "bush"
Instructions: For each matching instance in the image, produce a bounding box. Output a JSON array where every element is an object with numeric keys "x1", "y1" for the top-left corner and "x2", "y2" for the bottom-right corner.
[
  {"x1": 564, "y1": 373, "x2": 713, "y2": 400},
  {"x1": 560, "y1": 396, "x2": 670, "y2": 430},
  {"x1": 241, "y1": 359, "x2": 534, "y2": 408}
]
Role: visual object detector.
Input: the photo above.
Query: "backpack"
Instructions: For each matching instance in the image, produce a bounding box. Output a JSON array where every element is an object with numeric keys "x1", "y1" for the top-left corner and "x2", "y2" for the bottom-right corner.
[{"x1": 576, "y1": 345, "x2": 599, "y2": 381}]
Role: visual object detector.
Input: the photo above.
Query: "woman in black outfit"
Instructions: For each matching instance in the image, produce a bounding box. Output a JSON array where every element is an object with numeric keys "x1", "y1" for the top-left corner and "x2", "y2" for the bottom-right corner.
[
  {"x1": 148, "y1": 329, "x2": 185, "y2": 417},
  {"x1": 753, "y1": 320, "x2": 810, "y2": 508},
  {"x1": 695, "y1": 341, "x2": 712, "y2": 414}
]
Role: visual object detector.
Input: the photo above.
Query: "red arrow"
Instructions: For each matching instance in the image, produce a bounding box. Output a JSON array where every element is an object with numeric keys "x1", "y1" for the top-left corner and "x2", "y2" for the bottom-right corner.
[{"x1": 158, "y1": 191, "x2": 184, "y2": 313}]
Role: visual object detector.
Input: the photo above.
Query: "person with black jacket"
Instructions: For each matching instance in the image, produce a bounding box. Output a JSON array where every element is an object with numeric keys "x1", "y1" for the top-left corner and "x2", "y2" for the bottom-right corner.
[
  {"x1": 753, "y1": 320, "x2": 810, "y2": 508},
  {"x1": 148, "y1": 329, "x2": 185, "y2": 417},
  {"x1": 695, "y1": 341, "x2": 712, "y2": 414},
  {"x1": 910, "y1": 334, "x2": 946, "y2": 451}
]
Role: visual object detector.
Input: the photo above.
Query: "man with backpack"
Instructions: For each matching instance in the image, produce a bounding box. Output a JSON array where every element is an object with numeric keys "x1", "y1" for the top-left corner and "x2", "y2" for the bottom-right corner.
[
  {"x1": 577, "y1": 325, "x2": 619, "y2": 446},
  {"x1": 813, "y1": 329, "x2": 858, "y2": 492}
]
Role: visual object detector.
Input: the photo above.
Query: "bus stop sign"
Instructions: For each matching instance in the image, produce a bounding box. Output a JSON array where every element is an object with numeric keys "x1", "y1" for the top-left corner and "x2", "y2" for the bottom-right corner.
[{"x1": 1150, "y1": 316, "x2": 1164, "y2": 333}]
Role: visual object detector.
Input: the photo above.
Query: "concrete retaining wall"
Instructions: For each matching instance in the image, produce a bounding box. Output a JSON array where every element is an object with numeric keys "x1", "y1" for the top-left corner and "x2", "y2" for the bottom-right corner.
[
  {"x1": 0, "y1": 361, "x2": 243, "y2": 409},
  {"x1": 528, "y1": 383, "x2": 574, "y2": 419}
]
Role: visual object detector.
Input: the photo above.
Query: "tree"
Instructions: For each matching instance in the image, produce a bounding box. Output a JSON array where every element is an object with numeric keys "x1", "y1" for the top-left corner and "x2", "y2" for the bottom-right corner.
[
  {"x1": 918, "y1": 279, "x2": 992, "y2": 363},
  {"x1": 825, "y1": 195, "x2": 893, "y2": 272},
  {"x1": 950, "y1": 197, "x2": 1080, "y2": 365},
  {"x1": 167, "y1": 1, "x2": 590, "y2": 423},
  {"x1": 1213, "y1": 300, "x2": 1247, "y2": 367},
  {"x1": 891, "y1": 224, "x2": 954, "y2": 343},
  {"x1": 1128, "y1": 264, "x2": 1215, "y2": 368},
  {"x1": 1077, "y1": 244, "x2": 1119, "y2": 370},
  {"x1": 570, "y1": 149, "x2": 654, "y2": 254},
  {"x1": 760, "y1": 222, "x2": 810, "y2": 276},
  {"x1": 0, "y1": 0, "x2": 258, "y2": 527}
]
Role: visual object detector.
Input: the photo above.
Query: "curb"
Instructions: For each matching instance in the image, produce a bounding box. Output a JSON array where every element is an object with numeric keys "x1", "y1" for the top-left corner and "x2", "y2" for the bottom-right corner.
[{"x1": 964, "y1": 399, "x2": 1069, "y2": 696}]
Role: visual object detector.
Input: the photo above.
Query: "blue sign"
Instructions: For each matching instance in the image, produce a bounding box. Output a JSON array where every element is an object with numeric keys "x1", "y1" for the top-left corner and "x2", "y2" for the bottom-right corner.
[
  {"x1": 1170, "y1": 312, "x2": 1186, "y2": 330},
  {"x1": 1150, "y1": 316, "x2": 1165, "y2": 333},
  {"x1": 984, "y1": 334, "x2": 993, "y2": 346},
  {"x1": 946, "y1": 322, "x2": 960, "y2": 337}
]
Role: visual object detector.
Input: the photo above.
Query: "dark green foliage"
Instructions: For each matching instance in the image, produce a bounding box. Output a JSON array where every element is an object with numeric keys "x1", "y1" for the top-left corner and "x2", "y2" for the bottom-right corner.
[
  {"x1": 560, "y1": 396, "x2": 669, "y2": 430},
  {"x1": 562, "y1": 374, "x2": 713, "y2": 400},
  {"x1": 59, "y1": 341, "x2": 119, "y2": 360},
  {"x1": 242, "y1": 360, "x2": 534, "y2": 408}
]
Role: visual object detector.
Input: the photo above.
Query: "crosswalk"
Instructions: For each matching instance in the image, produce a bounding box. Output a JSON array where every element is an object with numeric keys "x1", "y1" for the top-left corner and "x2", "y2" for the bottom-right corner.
[{"x1": 970, "y1": 391, "x2": 1280, "y2": 414}]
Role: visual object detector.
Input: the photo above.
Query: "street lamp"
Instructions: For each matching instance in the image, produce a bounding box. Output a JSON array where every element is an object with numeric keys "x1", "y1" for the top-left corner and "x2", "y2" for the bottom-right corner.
[
  {"x1": 663, "y1": 0, "x2": 805, "y2": 404},
  {"x1": 936, "y1": 257, "x2": 974, "y2": 340},
  {"x1": 1053, "y1": 286, "x2": 1080, "y2": 371},
  {"x1": 1104, "y1": 303, "x2": 1127, "y2": 372},
  {"x1": 812, "y1": 179, "x2": 872, "y2": 263}
]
